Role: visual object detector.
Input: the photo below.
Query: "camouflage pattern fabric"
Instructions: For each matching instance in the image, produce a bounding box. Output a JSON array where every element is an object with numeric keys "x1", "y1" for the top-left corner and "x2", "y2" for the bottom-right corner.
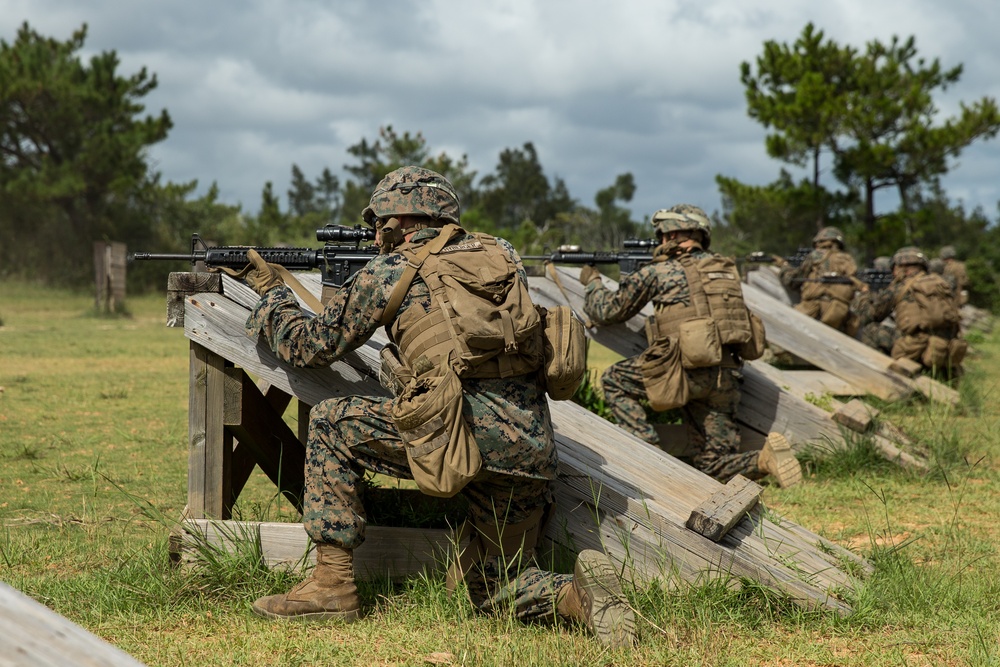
[
  {"x1": 943, "y1": 259, "x2": 969, "y2": 295},
  {"x1": 600, "y1": 354, "x2": 761, "y2": 482},
  {"x1": 246, "y1": 227, "x2": 570, "y2": 621},
  {"x1": 584, "y1": 246, "x2": 764, "y2": 483}
]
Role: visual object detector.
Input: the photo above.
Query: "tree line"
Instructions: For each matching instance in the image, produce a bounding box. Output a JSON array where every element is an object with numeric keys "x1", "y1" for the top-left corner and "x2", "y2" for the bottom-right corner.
[{"x1": 2, "y1": 21, "x2": 998, "y2": 307}]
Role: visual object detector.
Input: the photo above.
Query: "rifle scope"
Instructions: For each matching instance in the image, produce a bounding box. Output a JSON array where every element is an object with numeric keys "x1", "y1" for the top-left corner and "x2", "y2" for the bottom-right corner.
[{"x1": 316, "y1": 224, "x2": 376, "y2": 244}]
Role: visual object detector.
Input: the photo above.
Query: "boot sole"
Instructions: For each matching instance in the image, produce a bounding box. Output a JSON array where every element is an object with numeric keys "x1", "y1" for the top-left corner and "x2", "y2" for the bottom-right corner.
[
  {"x1": 761, "y1": 432, "x2": 802, "y2": 488},
  {"x1": 252, "y1": 602, "x2": 360, "y2": 623},
  {"x1": 575, "y1": 550, "x2": 636, "y2": 649}
]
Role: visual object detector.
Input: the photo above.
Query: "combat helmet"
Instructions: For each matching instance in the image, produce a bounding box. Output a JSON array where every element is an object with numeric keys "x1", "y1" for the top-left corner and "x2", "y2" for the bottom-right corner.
[
  {"x1": 361, "y1": 166, "x2": 460, "y2": 227},
  {"x1": 813, "y1": 226, "x2": 845, "y2": 248},
  {"x1": 891, "y1": 246, "x2": 928, "y2": 269},
  {"x1": 651, "y1": 204, "x2": 712, "y2": 248},
  {"x1": 939, "y1": 245, "x2": 957, "y2": 260},
  {"x1": 873, "y1": 256, "x2": 892, "y2": 271}
]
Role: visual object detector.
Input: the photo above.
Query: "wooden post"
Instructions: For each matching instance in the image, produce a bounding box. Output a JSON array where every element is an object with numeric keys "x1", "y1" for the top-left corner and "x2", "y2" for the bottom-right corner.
[
  {"x1": 188, "y1": 342, "x2": 231, "y2": 519},
  {"x1": 93, "y1": 241, "x2": 127, "y2": 313}
]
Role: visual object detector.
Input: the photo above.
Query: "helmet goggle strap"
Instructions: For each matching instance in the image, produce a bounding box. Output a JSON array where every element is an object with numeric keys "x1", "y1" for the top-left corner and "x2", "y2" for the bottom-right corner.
[{"x1": 377, "y1": 218, "x2": 406, "y2": 253}]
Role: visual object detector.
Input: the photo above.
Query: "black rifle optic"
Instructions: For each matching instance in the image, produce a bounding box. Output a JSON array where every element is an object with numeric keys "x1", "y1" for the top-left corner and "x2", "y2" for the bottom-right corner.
[
  {"x1": 522, "y1": 238, "x2": 657, "y2": 275},
  {"x1": 745, "y1": 247, "x2": 813, "y2": 269},
  {"x1": 129, "y1": 224, "x2": 378, "y2": 288}
]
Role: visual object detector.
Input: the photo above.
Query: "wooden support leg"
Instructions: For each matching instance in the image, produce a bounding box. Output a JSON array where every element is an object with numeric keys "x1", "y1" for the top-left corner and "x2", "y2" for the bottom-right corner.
[
  {"x1": 188, "y1": 342, "x2": 232, "y2": 519},
  {"x1": 223, "y1": 367, "x2": 306, "y2": 513}
]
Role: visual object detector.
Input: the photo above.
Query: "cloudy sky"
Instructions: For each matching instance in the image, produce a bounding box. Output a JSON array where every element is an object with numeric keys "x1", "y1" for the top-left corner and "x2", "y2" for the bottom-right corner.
[{"x1": 4, "y1": 0, "x2": 999, "y2": 223}]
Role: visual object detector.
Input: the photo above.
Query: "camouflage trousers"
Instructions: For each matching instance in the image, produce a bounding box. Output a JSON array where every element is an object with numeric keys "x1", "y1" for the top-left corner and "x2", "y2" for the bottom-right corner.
[
  {"x1": 859, "y1": 322, "x2": 895, "y2": 354},
  {"x1": 600, "y1": 356, "x2": 763, "y2": 482},
  {"x1": 301, "y1": 394, "x2": 572, "y2": 622}
]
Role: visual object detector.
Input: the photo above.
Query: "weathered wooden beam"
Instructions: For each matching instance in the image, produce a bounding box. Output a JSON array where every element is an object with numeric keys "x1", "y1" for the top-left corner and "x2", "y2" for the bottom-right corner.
[
  {"x1": 167, "y1": 272, "x2": 220, "y2": 328},
  {"x1": 685, "y1": 475, "x2": 762, "y2": 542},
  {"x1": 833, "y1": 399, "x2": 879, "y2": 433},
  {"x1": 889, "y1": 357, "x2": 923, "y2": 378},
  {"x1": 180, "y1": 519, "x2": 460, "y2": 580},
  {"x1": 188, "y1": 342, "x2": 231, "y2": 519},
  {"x1": 0, "y1": 582, "x2": 149, "y2": 667}
]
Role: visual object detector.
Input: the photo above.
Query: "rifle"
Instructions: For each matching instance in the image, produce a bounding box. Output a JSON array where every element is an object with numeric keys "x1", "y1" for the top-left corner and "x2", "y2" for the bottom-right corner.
[
  {"x1": 129, "y1": 224, "x2": 378, "y2": 288},
  {"x1": 857, "y1": 268, "x2": 894, "y2": 292},
  {"x1": 745, "y1": 247, "x2": 813, "y2": 268},
  {"x1": 801, "y1": 269, "x2": 895, "y2": 292},
  {"x1": 522, "y1": 238, "x2": 656, "y2": 275}
]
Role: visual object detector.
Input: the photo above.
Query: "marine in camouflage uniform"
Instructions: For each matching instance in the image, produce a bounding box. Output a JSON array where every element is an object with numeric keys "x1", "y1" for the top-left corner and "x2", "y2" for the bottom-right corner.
[
  {"x1": 582, "y1": 205, "x2": 800, "y2": 487},
  {"x1": 857, "y1": 246, "x2": 965, "y2": 376},
  {"x1": 242, "y1": 167, "x2": 634, "y2": 648},
  {"x1": 939, "y1": 245, "x2": 970, "y2": 305},
  {"x1": 777, "y1": 226, "x2": 864, "y2": 334}
]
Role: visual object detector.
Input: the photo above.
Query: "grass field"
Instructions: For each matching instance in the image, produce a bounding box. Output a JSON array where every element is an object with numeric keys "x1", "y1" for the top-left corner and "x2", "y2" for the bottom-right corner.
[{"x1": 2, "y1": 281, "x2": 999, "y2": 666}]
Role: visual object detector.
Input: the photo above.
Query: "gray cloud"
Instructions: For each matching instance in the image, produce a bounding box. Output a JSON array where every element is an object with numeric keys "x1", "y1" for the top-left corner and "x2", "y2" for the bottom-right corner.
[{"x1": 4, "y1": 0, "x2": 998, "y2": 222}]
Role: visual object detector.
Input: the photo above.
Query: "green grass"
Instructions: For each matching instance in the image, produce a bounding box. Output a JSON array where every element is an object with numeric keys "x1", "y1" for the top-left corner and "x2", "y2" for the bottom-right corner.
[{"x1": 2, "y1": 280, "x2": 1000, "y2": 665}]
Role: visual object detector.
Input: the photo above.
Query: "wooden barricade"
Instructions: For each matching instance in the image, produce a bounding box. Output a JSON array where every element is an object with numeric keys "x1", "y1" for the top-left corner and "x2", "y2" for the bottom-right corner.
[{"x1": 167, "y1": 271, "x2": 870, "y2": 614}]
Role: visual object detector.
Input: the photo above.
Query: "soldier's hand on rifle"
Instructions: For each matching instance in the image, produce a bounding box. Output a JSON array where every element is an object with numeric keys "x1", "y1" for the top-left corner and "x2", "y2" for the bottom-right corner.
[
  {"x1": 771, "y1": 255, "x2": 787, "y2": 267},
  {"x1": 244, "y1": 249, "x2": 286, "y2": 296},
  {"x1": 578, "y1": 264, "x2": 602, "y2": 286}
]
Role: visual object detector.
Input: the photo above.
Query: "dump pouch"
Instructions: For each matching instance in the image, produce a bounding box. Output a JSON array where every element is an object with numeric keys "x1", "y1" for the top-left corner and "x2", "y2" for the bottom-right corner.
[
  {"x1": 948, "y1": 338, "x2": 968, "y2": 367},
  {"x1": 921, "y1": 335, "x2": 950, "y2": 370},
  {"x1": 739, "y1": 309, "x2": 767, "y2": 361},
  {"x1": 540, "y1": 305, "x2": 588, "y2": 400},
  {"x1": 818, "y1": 298, "x2": 850, "y2": 329},
  {"x1": 391, "y1": 368, "x2": 481, "y2": 498},
  {"x1": 639, "y1": 336, "x2": 689, "y2": 411},
  {"x1": 677, "y1": 316, "x2": 723, "y2": 368},
  {"x1": 891, "y1": 333, "x2": 928, "y2": 363}
]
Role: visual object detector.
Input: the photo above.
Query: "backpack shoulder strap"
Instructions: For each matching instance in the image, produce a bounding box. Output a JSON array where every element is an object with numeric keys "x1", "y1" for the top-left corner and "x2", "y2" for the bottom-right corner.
[{"x1": 378, "y1": 224, "x2": 461, "y2": 327}]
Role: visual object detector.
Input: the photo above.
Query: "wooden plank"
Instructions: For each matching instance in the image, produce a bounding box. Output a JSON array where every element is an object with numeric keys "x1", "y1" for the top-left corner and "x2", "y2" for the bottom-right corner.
[
  {"x1": 744, "y1": 265, "x2": 794, "y2": 305},
  {"x1": 889, "y1": 357, "x2": 923, "y2": 378},
  {"x1": 686, "y1": 475, "x2": 762, "y2": 542},
  {"x1": 780, "y1": 370, "x2": 858, "y2": 397},
  {"x1": 167, "y1": 272, "x2": 221, "y2": 327},
  {"x1": 833, "y1": 399, "x2": 879, "y2": 432},
  {"x1": 181, "y1": 520, "x2": 461, "y2": 580},
  {"x1": 0, "y1": 582, "x2": 149, "y2": 667},
  {"x1": 187, "y1": 343, "x2": 231, "y2": 519},
  {"x1": 180, "y1": 272, "x2": 867, "y2": 613}
]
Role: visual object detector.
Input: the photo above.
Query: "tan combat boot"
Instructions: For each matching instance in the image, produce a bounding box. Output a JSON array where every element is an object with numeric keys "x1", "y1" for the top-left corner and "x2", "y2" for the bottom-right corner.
[
  {"x1": 757, "y1": 432, "x2": 802, "y2": 488},
  {"x1": 557, "y1": 550, "x2": 636, "y2": 649},
  {"x1": 252, "y1": 544, "x2": 360, "y2": 622}
]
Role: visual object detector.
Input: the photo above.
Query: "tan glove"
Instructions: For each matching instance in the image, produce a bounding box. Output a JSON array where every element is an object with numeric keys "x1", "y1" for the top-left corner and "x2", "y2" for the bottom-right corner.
[
  {"x1": 579, "y1": 265, "x2": 601, "y2": 286},
  {"x1": 771, "y1": 255, "x2": 787, "y2": 268},
  {"x1": 243, "y1": 249, "x2": 285, "y2": 295}
]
